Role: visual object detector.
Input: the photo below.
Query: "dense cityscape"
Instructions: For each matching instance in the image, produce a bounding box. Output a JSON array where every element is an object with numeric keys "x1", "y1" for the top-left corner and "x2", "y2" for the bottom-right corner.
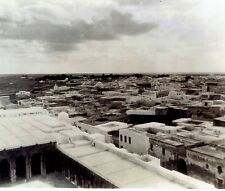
[
  {"x1": 0, "y1": 74, "x2": 224, "y2": 188},
  {"x1": 1, "y1": 0, "x2": 225, "y2": 189}
]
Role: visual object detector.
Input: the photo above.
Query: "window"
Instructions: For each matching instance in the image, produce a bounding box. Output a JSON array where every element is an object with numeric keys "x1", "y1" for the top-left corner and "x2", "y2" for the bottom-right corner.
[
  {"x1": 217, "y1": 166, "x2": 223, "y2": 174},
  {"x1": 150, "y1": 144, "x2": 153, "y2": 151},
  {"x1": 162, "y1": 148, "x2": 165, "y2": 155},
  {"x1": 129, "y1": 137, "x2": 131, "y2": 144},
  {"x1": 120, "y1": 135, "x2": 123, "y2": 141},
  {"x1": 206, "y1": 164, "x2": 209, "y2": 169},
  {"x1": 124, "y1": 136, "x2": 127, "y2": 143},
  {"x1": 120, "y1": 146, "x2": 123, "y2": 149}
]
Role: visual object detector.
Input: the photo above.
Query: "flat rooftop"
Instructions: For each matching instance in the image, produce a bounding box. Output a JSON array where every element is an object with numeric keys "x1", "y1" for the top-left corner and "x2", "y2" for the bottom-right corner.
[
  {"x1": 58, "y1": 136, "x2": 212, "y2": 189},
  {"x1": 160, "y1": 139, "x2": 183, "y2": 147},
  {"x1": 126, "y1": 109, "x2": 155, "y2": 116},
  {"x1": 58, "y1": 143, "x2": 184, "y2": 188},
  {"x1": 190, "y1": 145, "x2": 225, "y2": 160},
  {"x1": 160, "y1": 135, "x2": 201, "y2": 147},
  {"x1": 134, "y1": 122, "x2": 184, "y2": 132},
  {"x1": 94, "y1": 121, "x2": 129, "y2": 133},
  {"x1": 0, "y1": 108, "x2": 72, "y2": 151},
  {"x1": 214, "y1": 116, "x2": 225, "y2": 122}
]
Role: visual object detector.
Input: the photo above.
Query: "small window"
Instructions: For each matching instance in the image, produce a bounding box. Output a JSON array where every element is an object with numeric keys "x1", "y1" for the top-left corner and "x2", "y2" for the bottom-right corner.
[
  {"x1": 217, "y1": 166, "x2": 223, "y2": 174},
  {"x1": 120, "y1": 146, "x2": 123, "y2": 149},
  {"x1": 150, "y1": 144, "x2": 153, "y2": 151},
  {"x1": 206, "y1": 164, "x2": 209, "y2": 169},
  {"x1": 162, "y1": 148, "x2": 165, "y2": 155},
  {"x1": 120, "y1": 135, "x2": 123, "y2": 141},
  {"x1": 124, "y1": 136, "x2": 127, "y2": 143},
  {"x1": 129, "y1": 137, "x2": 131, "y2": 144}
]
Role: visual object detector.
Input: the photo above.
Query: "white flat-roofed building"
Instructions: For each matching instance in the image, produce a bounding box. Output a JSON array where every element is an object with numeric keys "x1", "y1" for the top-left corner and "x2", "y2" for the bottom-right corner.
[
  {"x1": 53, "y1": 84, "x2": 70, "y2": 92},
  {"x1": 119, "y1": 122, "x2": 184, "y2": 155},
  {"x1": 16, "y1": 91, "x2": 31, "y2": 99},
  {"x1": 119, "y1": 127, "x2": 149, "y2": 155}
]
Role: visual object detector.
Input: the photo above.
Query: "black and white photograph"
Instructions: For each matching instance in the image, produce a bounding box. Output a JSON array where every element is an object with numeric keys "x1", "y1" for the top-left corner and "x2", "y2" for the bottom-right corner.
[{"x1": 0, "y1": 0, "x2": 225, "y2": 189}]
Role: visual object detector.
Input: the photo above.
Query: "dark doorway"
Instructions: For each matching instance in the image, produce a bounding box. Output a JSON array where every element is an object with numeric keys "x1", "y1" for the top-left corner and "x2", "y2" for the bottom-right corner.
[
  {"x1": 217, "y1": 178, "x2": 224, "y2": 188},
  {"x1": 45, "y1": 151, "x2": 56, "y2": 174},
  {"x1": 31, "y1": 153, "x2": 41, "y2": 176},
  {"x1": 177, "y1": 159, "x2": 187, "y2": 175},
  {"x1": 16, "y1": 156, "x2": 26, "y2": 179},
  {"x1": 55, "y1": 154, "x2": 62, "y2": 173},
  {"x1": 0, "y1": 159, "x2": 10, "y2": 182}
]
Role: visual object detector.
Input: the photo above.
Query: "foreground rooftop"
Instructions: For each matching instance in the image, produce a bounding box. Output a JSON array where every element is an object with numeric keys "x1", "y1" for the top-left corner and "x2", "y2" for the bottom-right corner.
[
  {"x1": 0, "y1": 107, "x2": 215, "y2": 189},
  {"x1": 58, "y1": 133, "x2": 213, "y2": 189},
  {"x1": 0, "y1": 107, "x2": 72, "y2": 151}
]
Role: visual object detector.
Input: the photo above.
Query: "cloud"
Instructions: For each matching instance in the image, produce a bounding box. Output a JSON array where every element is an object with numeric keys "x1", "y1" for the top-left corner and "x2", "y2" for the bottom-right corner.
[
  {"x1": 1, "y1": 0, "x2": 224, "y2": 74},
  {"x1": 0, "y1": 1, "x2": 156, "y2": 52},
  {"x1": 115, "y1": 0, "x2": 162, "y2": 6}
]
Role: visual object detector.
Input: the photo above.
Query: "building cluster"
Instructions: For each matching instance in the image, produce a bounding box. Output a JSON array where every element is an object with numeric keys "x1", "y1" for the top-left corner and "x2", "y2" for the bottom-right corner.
[
  {"x1": 0, "y1": 107, "x2": 210, "y2": 189},
  {"x1": 119, "y1": 120, "x2": 225, "y2": 188},
  {"x1": 1, "y1": 74, "x2": 225, "y2": 188}
]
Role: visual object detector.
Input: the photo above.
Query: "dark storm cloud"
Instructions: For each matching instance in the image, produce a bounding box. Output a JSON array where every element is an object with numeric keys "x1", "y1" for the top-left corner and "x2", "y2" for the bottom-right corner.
[{"x1": 0, "y1": 9, "x2": 156, "y2": 51}]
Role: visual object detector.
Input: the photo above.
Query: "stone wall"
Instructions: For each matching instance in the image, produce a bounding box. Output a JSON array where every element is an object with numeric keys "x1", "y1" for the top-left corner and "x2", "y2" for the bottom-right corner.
[
  {"x1": 187, "y1": 150, "x2": 225, "y2": 188},
  {"x1": 119, "y1": 129, "x2": 149, "y2": 155}
]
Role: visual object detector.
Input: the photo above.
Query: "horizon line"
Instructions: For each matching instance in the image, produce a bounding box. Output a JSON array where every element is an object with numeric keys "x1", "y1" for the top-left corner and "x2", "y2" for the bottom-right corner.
[{"x1": 0, "y1": 72, "x2": 225, "y2": 76}]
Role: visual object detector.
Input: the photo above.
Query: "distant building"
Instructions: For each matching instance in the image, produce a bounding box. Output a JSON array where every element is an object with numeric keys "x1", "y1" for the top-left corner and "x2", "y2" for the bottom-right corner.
[
  {"x1": 53, "y1": 84, "x2": 70, "y2": 93},
  {"x1": 16, "y1": 91, "x2": 31, "y2": 99},
  {"x1": 214, "y1": 116, "x2": 225, "y2": 127},
  {"x1": 126, "y1": 106, "x2": 191, "y2": 125}
]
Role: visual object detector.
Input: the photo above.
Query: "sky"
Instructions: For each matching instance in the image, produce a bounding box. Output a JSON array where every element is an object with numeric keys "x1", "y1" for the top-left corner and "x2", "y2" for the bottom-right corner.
[{"x1": 0, "y1": 0, "x2": 225, "y2": 74}]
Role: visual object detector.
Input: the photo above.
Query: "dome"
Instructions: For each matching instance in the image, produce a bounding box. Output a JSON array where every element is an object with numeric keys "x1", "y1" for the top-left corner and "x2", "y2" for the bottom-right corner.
[
  {"x1": 95, "y1": 81, "x2": 104, "y2": 89},
  {"x1": 58, "y1": 112, "x2": 69, "y2": 122}
]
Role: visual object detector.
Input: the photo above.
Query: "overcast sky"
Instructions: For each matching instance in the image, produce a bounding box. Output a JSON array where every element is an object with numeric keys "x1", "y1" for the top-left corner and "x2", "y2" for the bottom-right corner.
[{"x1": 0, "y1": 0, "x2": 225, "y2": 74}]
